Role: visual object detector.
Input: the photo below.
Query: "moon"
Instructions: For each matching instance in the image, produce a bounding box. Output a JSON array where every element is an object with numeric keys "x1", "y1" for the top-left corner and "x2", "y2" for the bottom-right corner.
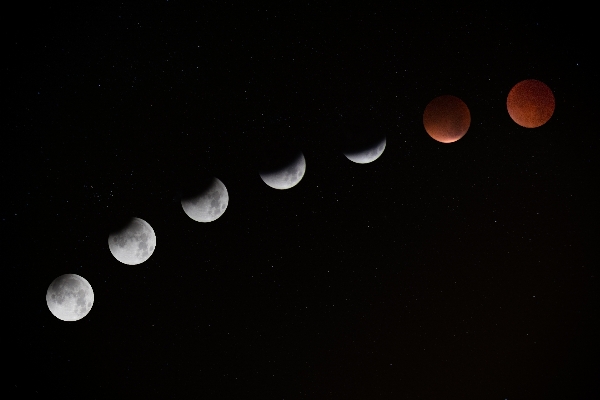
[
  {"x1": 344, "y1": 136, "x2": 386, "y2": 164},
  {"x1": 181, "y1": 177, "x2": 229, "y2": 222},
  {"x1": 507, "y1": 79, "x2": 555, "y2": 128},
  {"x1": 423, "y1": 95, "x2": 471, "y2": 143},
  {"x1": 259, "y1": 150, "x2": 306, "y2": 190},
  {"x1": 108, "y1": 217, "x2": 156, "y2": 265},
  {"x1": 46, "y1": 274, "x2": 94, "y2": 322}
]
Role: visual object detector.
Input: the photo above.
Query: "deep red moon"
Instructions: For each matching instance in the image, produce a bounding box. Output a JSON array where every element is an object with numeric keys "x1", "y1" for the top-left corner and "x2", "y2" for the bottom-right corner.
[
  {"x1": 507, "y1": 79, "x2": 555, "y2": 128},
  {"x1": 423, "y1": 95, "x2": 471, "y2": 143}
]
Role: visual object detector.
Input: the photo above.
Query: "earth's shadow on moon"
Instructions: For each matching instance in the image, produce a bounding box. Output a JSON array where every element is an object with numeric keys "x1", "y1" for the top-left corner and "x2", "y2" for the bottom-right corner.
[
  {"x1": 107, "y1": 217, "x2": 156, "y2": 265},
  {"x1": 179, "y1": 175, "x2": 229, "y2": 222},
  {"x1": 108, "y1": 215, "x2": 138, "y2": 237},
  {"x1": 179, "y1": 174, "x2": 219, "y2": 203},
  {"x1": 340, "y1": 116, "x2": 386, "y2": 159},
  {"x1": 257, "y1": 143, "x2": 304, "y2": 177}
]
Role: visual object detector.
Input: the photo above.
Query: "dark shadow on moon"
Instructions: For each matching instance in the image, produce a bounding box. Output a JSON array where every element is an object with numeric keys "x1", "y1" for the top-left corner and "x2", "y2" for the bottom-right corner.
[
  {"x1": 108, "y1": 216, "x2": 138, "y2": 238},
  {"x1": 341, "y1": 117, "x2": 386, "y2": 163},
  {"x1": 257, "y1": 142, "x2": 306, "y2": 190},
  {"x1": 258, "y1": 144, "x2": 304, "y2": 177},
  {"x1": 180, "y1": 176, "x2": 229, "y2": 222},
  {"x1": 180, "y1": 174, "x2": 219, "y2": 203}
]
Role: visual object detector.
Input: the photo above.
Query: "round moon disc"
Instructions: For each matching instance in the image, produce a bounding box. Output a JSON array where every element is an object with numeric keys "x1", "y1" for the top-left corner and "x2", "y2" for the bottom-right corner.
[
  {"x1": 507, "y1": 79, "x2": 555, "y2": 128},
  {"x1": 259, "y1": 151, "x2": 306, "y2": 190},
  {"x1": 108, "y1": 217, "x2": 156, "y2": 265},
  {"x1": 181, "y1": 177, "x2": 229, "y2": 222},
  {"x1": 423, "y1": 95, "x2": 471, "y2": 143},
  {"x1": 46, "y1": 274, "x2": 94, "y2": 321}
]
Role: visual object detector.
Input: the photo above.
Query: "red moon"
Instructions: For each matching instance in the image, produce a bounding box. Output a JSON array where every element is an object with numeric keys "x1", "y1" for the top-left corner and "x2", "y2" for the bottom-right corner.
[
  {"x1": 507, "y1": 79, "x2": 555, "y2": 128},
  {"x1": 423, "y1": 95, "x2": 471, "y2": 143}
]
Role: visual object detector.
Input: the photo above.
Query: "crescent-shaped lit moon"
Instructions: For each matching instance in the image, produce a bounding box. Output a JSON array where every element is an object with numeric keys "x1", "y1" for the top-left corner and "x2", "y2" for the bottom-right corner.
[
  {"x1": 259, "y1": 151, "x2": 306, "y2": 190},
  {"x1": 344, "y1": 136, "x2": 386, "y2": 164}
]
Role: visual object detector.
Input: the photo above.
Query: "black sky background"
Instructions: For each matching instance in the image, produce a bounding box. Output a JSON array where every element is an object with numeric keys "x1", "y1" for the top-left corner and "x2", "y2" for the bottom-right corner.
[{"x1": 5, "y1": 4, "x2": 597, "y2": 399}]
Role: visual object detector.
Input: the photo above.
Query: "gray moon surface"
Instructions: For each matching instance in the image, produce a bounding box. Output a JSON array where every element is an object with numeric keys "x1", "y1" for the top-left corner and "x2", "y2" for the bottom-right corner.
[
  {"x1": 46, "y1": 274, "x2": 94, "y2": 322},
  {"x1": 181, "y1": 177, "x2": 229, "y2": 222},
  {"x1": 260, "y1": 151, "x2": 306, "y2": 190},
  {"x1": 108, "y1": 217, "x2": 156, "y2": 265},
  {"x1": 344, "y1": 136, "x2": 386, "y2": 164}
]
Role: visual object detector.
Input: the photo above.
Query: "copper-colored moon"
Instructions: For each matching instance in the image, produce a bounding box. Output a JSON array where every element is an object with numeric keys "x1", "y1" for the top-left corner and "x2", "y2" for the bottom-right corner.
[
  {"x1": 423, "y1": 95, "x2": 471, "y2": 143},
  {"x1": 506, "y1": 79, "x2": 555, "y2": 128}
]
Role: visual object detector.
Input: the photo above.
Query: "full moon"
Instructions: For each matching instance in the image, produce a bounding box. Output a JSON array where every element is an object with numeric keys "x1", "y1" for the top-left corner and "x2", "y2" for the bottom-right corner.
[
  {"x1": 423, "y1": 95, "x2": 471, "y2": 143},
  {"x1": 46, "y1": 274, "x2": 94, "y2": 322},
  {"x1": 181, "y1": 177, "x2": 229, "y2": 222},
  {"x1": 108, "y1": 217, "x2": 156, "y2": 265},
  {"x1": 507, "y1": 79, "x2": 555, "y2": 128},
  {"x1": 259, "y1": 150, "x2": 306, "y2": 190},
  {"x1": 344, "y1": 135, "x2": 386, "y2": 164}
]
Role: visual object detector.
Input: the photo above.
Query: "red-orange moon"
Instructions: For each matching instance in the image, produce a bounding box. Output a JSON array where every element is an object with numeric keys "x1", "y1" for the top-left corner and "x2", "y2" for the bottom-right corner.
[
  {"x1": 506, "y1": 79, "x2": 555, "y2": 128},
  {"x1": 423, "y1": 95, "x2": 471, "y2": 143}
]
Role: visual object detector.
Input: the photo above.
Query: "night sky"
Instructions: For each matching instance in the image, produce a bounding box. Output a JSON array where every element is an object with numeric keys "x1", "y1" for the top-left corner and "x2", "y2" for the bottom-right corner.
[{"x1": 6, "y1": 5, "x2": 597, "y2": 398}]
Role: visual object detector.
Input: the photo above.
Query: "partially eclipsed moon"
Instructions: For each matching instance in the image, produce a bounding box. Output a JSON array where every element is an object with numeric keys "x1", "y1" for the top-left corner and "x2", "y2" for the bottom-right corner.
[
  {"x1": 181, "y1": 177, "x2": 229, "y2": 222},
  {"x1": 423, "y1": 95, "x2": 471, "y2": 143},
  {"x1": 46, "y1": 274, "x2": 94, "y2": 321},
  {"x1": 344, "y1": 136, "x2": 386, "y2": 164},
  {"x1": 507, "y1": 79, "x2": 555, "y2": 128},
  {"x1": 108, "y1": 217, "x2": 156, "y2": 265},
  {"x1": 260, "y1": 151, "x2": 306, "y2": 190}
]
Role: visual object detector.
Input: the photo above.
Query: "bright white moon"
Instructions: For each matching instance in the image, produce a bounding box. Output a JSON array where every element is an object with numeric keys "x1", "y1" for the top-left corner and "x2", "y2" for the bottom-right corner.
[
  {"x1": 344, "y1": 136, "x2": 386, "y2": 164},
  {"x1": 46, "y1": 274, "x2": 94, "y2": 322},
  {"x1": 108, "y1": 217, "x2": 156, "y2": 265},
  {"x1": 260, "y1": 151, "x2": 306, "y2": 190},
  {"x1": 181, "y1": 177, "x2": 229, "y2": 222}
]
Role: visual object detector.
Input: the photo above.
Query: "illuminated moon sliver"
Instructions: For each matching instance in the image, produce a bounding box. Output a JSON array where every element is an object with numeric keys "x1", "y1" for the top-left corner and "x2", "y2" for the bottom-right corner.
[
  {"x1": 423, "y1": 95, "x2": 471, "y2": 143},
  {"x1": 344, "y1": 136, "x2": 386, "y2": 164},
  {"x1": 507, "y1": 79, "x2": 555, "y2": 128}
]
